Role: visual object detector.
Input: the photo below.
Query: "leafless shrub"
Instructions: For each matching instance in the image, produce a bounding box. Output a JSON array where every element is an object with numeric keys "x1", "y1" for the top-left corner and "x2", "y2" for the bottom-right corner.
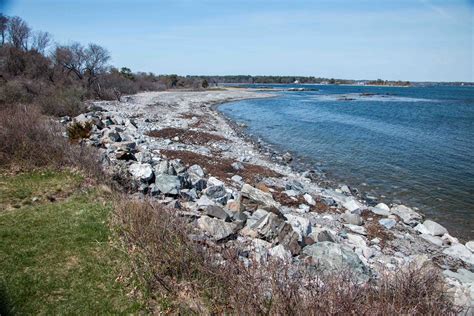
[
  {"x1": 114, "y1": 198, "x2": 462, "y2": 315},
  {"x1": 0, "y1": 104, "x2": 101, "y2": 176},
  {"x1": 37, "y1": 86, "x2": 87, "y2": 117}
]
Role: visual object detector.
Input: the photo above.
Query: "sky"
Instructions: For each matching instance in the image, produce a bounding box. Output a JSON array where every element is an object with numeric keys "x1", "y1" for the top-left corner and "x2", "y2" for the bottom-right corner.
[{"x1": 2, "y1": 0, "x2": 473, "y2": 82}]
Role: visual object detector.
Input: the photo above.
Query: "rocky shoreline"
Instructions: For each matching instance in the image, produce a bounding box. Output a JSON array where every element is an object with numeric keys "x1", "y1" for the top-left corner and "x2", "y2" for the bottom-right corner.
[{"x1": 64, "y1": 89, "x2": 474, "y2": 310}]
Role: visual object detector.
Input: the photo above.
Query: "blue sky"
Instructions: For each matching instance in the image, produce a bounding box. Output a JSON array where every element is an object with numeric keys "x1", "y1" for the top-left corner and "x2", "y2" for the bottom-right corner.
[{"x1": 2, "y1": 0, "x2": 473, "y2": 81}]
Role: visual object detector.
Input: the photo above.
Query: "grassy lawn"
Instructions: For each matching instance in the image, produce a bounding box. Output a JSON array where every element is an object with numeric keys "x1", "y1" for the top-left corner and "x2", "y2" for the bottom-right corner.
[{"x1": 0, "y1": 170, "x2": 143, "y2": 315}]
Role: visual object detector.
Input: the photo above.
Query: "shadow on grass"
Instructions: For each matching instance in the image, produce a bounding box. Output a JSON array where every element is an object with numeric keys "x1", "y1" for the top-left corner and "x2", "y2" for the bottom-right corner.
[{"x1": 0, "y1": 282, "x2": 13, "y2": 316}]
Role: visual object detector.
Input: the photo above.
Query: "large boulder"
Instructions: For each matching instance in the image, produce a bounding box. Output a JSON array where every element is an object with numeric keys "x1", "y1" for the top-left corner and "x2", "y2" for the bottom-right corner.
[
  {"x1": 422, "y1": 220, "x2": 448, "y2": 236},
  {"x1": 302, "y1": 242, "x2": 369, "y2": 278},
  {"x1": 197, "y1": 216, "x2": 237, "y2": 241},
  {"x1": 241, "y1": 184, "x2": 279, "y2": 208},
  {"x1": 443, "y1": 244, "x2": 474, "y2": 266},
  {"x1": 342, "y1": 199, "x2": 363, "y2": 212},
  {"x1": 129, "y1": 163, "x2": 154, "y2": 183},
  {"x1": 284, "y1": 214, "x2": 311, "y2": 242},
  {"x1": 205, "y1": 205, "x2": 230, "y2": 221},
  {"x1": 154, "y1": 174, "x2": 181, "y2": 195},
  {"x1": 390, "y1": 205, "x2": 422, "y2": 225}
]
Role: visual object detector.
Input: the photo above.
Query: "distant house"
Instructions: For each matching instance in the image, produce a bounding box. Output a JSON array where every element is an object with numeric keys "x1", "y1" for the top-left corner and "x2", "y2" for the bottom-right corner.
[{"x1": 293, "y1": 80, "x2": 300, "y2": 84}]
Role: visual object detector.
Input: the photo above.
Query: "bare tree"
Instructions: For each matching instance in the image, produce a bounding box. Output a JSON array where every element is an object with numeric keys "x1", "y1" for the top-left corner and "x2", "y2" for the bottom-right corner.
[
  {"x1": 0, "y1": 14, "x2": 8, "y2": 45},
  {"x1": 7, "y1": 16, "x2": 31, "y2": 50},
  {"x1": 83, "y1": 43, "x2": 110, "y2": 87},
  {"x1": 53, "y1": 42, "x2": 85, "y2": 80},
  {"x1": 31, "y1": 31, "x2": 51, "y2": 53}
]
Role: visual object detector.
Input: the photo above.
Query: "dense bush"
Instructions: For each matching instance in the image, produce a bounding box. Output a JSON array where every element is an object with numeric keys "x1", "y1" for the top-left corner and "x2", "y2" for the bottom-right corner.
[{"x1": 0, "y1": 104, "x2": 101, "y2": 176}]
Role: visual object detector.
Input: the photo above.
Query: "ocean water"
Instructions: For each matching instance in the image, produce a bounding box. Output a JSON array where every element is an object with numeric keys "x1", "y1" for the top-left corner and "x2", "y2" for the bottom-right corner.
[{"x1": 219, "y1": 84, "x2": 474, "y2": 239}]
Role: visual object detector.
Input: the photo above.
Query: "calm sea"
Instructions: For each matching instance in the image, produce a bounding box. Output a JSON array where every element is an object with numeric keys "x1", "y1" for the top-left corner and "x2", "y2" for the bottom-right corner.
[{"x1": 219, "y1": 84, "x2": 474, "y2": 239}]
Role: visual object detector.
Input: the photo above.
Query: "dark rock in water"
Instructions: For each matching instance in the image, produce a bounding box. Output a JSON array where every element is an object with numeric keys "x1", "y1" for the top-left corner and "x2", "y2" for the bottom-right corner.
[{"x1": 205, "y1": 205, "x2": 230, "y2": 221}]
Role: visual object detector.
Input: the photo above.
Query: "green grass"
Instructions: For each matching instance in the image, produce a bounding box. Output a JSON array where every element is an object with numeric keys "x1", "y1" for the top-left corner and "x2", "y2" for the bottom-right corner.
[{"x1": 0, "y1": 170, "x2": 143, "y2": 315}]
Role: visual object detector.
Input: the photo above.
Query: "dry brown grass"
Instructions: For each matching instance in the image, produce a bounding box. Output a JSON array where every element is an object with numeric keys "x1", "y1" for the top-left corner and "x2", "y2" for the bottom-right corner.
[
  {"x1": 0, "y1": 105, "x2": 102, "y2": 176},
  {"x1": 160, "y1": 149, "x2": 280, "y2": 185},
  {"x1": 114, "y1": 197, "x2": 462, "y2": 315},
  {"x1": 147, "y1": 127, "x2": 226, "y2": 146}
]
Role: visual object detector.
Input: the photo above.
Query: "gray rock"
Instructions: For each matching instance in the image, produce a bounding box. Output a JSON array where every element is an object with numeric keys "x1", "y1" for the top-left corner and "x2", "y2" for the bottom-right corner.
[
  {"x1": 196, "y1": 195, "x2": 215, "y2": 207},
  {"x1": 188, "y1": 164, "x2": 205, "y2": 178},
  {"x1": 251, "y1": 212, "x2": 283, "y2": 240},
  {"x1": 206, "y1": 185, "x2": 227, "y2": 200},
  {"x1": 317, "y1": 230, "x2": 337, "y2": 242},
  {"x1": 342, "y1": 213, "x2": 363, "y2": 225},
  {"x1": 342, "y1": 199, "x2": 363, "y2": 212},
  {"x1": 208, "y1": 177, "x2": 224, "y2": 187},
  {"x1": 231, "y1": 175, "x2": 243, "y2": 183},
  {"x1": 379, "y1": 218, "x2": 397, "y2": 229},
  {"x1": 171, "y1": 159, "x2": 186, "y2": 174},
  {"x1": 284, "y1": 214, "x2": 311, "y2": 241},
  {"x1": 282, "y1": 152, "x2": 293, "y2": 163},
  {"x1": 269, "y1": 244, "x2": 292, "y2": 261},
  {"x1": 302, "y1": 242, "x2": 369, "y2": 278},
  {"x1": 155, "y1": 174, "x2": 181, "y2": 195},
  {"x1": 340, "y1": 185, "x2": 351, "y2": 195},
  {"x1": 369, "y1": 206, "x2": 391, "y2": 217},
  {"x1": 343, "y1": 224, "x2": 367, "y2": 235},
  {"x1": 422, "y1": 220, "x2": 448, "y2": 236},
  {"x1": 155, "y1": 160, "x2": 175, "y2": 175},
  {"x1": 180, "y1": 188, "x2": 197, "y2": 201},
  {"x1": 466, "y1": 241, "x2": 474, "y2": 252},
  {"x1": 231, "y1": 161, "x2": 245, "y2": 170},
  {"x1": 414, "y1": 223, "x2": 431, "y2": 235},
  {"x1": 420, "y1": 234, "x2": 443, "y2": 247},
  {"x1": 105, "y1": 130, "x2": 122, "y2": 143},
  {"x1": 117, "y1": 141, "x2": 137, "y2": 152},
  {"x1": 390, "y1": 205, "x2": 422, "y2": 225},
  {"x1": 443, "y1": 244, "x2": 474, "y2": 265},
  {"x1": 375, "y1": 203, "x2": 390, "y2": 212},
  {"x1": 241, "y1": 184, "x2": 279, "y2": 208},
  {"x1": 205, "y1": 205, "x2": 230, "y2": 221},
  {"x1": 148, "y1": 184, "x2": 160, "y2": 196},
  {"x1": 303, "y1": 193, "x2": 316, "y2": 206},
  {"x1": 285, "y1": 180, "x2": 304, "y2": 193},
  {"x1": 197, "y1": 216, "x2": 237, "y2": 241},
  {"x1": 443, "y1": 268, "x2": 474, "y2": 284},
  {"x1": 283, "y1": 190, "x2": 299, "y2": 197},
  {"x1": 129, "y1": 163, "x2": 154, "y2": 183}
]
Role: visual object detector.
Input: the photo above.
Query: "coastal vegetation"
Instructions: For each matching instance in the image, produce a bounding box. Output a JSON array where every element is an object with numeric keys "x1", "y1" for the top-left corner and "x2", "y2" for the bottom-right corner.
[{"x1": 0, "y1": 14, "x2": 471, "y2": 314}]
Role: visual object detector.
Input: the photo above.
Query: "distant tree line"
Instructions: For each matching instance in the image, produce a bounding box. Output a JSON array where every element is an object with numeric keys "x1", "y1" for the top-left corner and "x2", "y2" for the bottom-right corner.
[{"x1": 184, "y1": 75, "x2": 356, "y2": 85}]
